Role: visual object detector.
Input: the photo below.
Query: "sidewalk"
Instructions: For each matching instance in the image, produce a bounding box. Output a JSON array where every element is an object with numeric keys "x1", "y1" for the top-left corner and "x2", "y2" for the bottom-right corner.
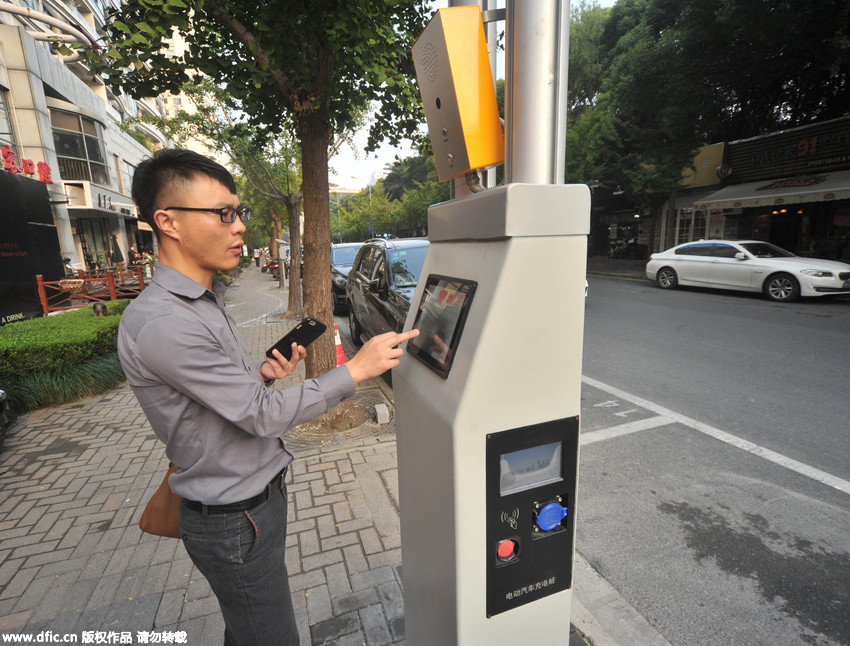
[
  {"x1": 0, "y1": 263, "x2": 667, "y2": 646},
  {"x1": 585, "y1": 256, "x2": 647, "y2": 281}
]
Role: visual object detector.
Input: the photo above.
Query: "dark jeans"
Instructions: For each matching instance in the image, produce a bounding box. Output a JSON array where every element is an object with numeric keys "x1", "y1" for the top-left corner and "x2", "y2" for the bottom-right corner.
[{"x1": 179, "y1": 476, "x2": 299, "y2": 646}]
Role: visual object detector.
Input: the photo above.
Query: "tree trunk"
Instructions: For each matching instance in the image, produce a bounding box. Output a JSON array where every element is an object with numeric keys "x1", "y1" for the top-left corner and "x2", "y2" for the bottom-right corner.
[
  {"x1": 299, "y1": 112, "x2": 335, "y2": 379},
  {"x1": 284, "y1": 194, "x2": 303, "y2": 317}
]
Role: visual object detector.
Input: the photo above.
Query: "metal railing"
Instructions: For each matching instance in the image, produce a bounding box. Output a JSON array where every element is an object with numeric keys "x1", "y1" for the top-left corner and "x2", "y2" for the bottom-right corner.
[{"x1": 35, "y1": 265, "x2": 148, "y2": 316}]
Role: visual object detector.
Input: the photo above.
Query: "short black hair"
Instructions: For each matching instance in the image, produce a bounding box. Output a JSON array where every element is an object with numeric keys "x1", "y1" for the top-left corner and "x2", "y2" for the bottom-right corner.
[{"x1": 131, "y1": 148, "x2": 237, "y2": 239}]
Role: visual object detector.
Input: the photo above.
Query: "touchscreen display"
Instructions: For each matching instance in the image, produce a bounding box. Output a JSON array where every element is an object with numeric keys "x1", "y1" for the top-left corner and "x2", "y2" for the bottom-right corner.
[
  {"x1": 406, "y1": 274, "x2": 477, "y2": 378},
  {"x1": 499, "y1": 442, "x2": 563, "y2": 495}
]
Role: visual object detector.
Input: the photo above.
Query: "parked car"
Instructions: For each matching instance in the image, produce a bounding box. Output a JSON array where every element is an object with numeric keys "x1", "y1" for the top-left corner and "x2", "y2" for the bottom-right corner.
[
  {"x1": 331, "y1": 242, "x2": 363, "y2": 313},
  {"x1": 646, "y1": 240, "x2": 850, "y2": 302},
  {"x1": 346, "y1": 238, "x2": 430, "y2": 344}
]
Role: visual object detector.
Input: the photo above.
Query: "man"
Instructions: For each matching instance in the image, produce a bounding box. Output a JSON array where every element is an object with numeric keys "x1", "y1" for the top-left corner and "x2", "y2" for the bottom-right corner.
[{"x1": 117, "y1": 149, "x2": 418, "y2": 646}]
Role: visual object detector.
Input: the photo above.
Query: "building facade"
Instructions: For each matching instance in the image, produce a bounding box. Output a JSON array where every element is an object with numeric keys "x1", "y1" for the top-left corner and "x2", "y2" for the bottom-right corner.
[
  {"x1": 659, "y1": 117, "x2": 850, "y2": 260},
  {"x1": 0, "y1": 0, "x2": 170, "y2": 275}
]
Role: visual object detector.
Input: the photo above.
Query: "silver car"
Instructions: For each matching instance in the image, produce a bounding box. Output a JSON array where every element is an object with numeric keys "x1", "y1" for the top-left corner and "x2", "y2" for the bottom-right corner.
[{"x1": 646, "y1": 240, "x2": 850, "y2": 302}]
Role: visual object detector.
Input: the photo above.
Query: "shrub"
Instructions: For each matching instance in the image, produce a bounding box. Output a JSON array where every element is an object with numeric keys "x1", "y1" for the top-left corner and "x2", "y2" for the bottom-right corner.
[
  {"x1": 1, "y1": 353, "x2": 125, "y2": 413},
  {"x1": 0, "y1": 301, "x2": 129, "y2": 414}
]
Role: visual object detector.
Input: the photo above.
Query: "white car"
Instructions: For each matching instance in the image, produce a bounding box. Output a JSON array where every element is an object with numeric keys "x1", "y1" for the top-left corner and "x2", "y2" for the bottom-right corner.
[{"x1": 646, "y1": 240, "x2": 850, "y2": 302}]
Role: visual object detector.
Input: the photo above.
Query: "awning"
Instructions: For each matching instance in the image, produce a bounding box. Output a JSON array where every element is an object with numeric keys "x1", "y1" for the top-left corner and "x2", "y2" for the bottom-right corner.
[{"x1": 694, "y1": 170, "x2": 850, "y2": 211}]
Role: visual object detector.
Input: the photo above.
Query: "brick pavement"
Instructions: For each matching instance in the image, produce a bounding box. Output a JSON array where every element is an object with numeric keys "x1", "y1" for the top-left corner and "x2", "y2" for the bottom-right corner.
[{"x1": 0, "y1": 265, "x2": 595, "y2": 646}]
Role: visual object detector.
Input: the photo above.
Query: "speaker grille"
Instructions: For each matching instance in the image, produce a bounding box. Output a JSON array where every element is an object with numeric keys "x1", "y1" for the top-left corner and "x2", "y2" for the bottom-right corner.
[{"x1": 422, "y1": 42, "x2": 439, "y2": 83}]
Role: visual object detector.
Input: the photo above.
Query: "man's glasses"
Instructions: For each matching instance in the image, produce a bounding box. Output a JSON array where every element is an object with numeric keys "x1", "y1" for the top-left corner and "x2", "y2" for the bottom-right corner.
[{"x1": 164, "y1": 206, "x2": 252, "y2": 223}]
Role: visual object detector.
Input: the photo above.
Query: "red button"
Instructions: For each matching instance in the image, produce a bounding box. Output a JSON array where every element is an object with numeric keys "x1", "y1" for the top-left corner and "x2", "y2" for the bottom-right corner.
[{"x1": 497, "y1": 539, "x2": 517, "y2": 561}]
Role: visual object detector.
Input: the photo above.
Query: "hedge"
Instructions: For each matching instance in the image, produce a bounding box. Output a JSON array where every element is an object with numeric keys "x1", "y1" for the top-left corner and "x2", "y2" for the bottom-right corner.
[{"x1": 0, "y1": 300, "x2": 130, "y2": 415}]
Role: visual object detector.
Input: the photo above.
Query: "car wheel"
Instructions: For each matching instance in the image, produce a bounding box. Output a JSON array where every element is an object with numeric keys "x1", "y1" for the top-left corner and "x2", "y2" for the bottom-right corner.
[
  {"x1": 656, "y1": 267, "x2": 678, "y2": 289},
  {"x1": 764, "y1": 273, "x2": 800, "y2": 302},
  {"x1": 348, "y1": 307, "x2": 363, "y2": 346}
]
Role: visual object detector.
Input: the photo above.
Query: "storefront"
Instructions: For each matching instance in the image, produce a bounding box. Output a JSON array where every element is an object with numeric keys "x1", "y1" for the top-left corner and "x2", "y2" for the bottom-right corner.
[
  {"x1": 692, "y1": 117, "x2": 850, "y2": 260},
  {"x1": 0, "y1": 171, "x2": 63, "y2": 325},
  {"x1": 65, "y1": 180, "x2": 141, "y2": 269}
]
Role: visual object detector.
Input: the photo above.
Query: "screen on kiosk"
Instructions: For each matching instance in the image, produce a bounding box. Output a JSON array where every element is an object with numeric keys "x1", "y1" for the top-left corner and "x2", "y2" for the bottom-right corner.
[
  {"x1": 407, "y1": 275, "x2": 477, "y2": 378},
  {"x1": 500, "y1": 442, "x2": 563, "y2": 495}
]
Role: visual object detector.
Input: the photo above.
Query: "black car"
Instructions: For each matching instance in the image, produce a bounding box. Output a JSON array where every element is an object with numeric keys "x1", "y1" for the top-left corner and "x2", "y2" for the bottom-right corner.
[
  {"x1": 331, "y1": 242, "x2": 363, "y2": 313},
  {"x1": 346, "y1": 238, "x2": 430, "y2": 344}
]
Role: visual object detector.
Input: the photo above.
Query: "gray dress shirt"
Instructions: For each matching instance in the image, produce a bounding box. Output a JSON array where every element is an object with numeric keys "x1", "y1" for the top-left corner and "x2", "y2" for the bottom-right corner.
[{"x1": 118, "y1": 264, "x2": 355, "y2": 504}]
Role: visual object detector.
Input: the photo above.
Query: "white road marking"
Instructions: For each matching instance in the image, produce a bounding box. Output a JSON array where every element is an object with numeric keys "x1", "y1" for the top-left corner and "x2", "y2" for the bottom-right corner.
[
  {"x1": 582, "y1": 375, "x2": 850, "y2": 496},
  {"x1": 581, "y1": 415, "x2": 673, "y2": 445}
]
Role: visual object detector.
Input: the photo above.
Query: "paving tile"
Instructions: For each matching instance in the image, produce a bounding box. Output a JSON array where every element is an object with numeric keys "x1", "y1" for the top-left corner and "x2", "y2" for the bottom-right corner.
[
  {"x1": 0, "y1": 610, "x2": 32, "y2": 632},
  {"x1": 0, "y1": 566, "x2": 37, "y2": 601},
  {"x1": 324, "y1": 562, "x2": 352, "y2": 599},
  {"x1": 299, "y1": 527, "x2": 320, "y2": 556},
  {"x1": 289, "y1": 569, "x2": 327, "y2": 594},
  {"x1": 180, "y1": 594, "x2": 220, "y2": 621},
  {"x1": 164, "y1": 559, "x2": 194, "y2": 591},
  {"x1": 310, "y1": 611, "x2": 360, "y2": 645},
  {"x1": 306, "y1": 584, "x2": 333, "y2": 624},
  {"x1": 154, "y1": 589, "x2": 186, "y2": 628},
  {"x1": 320, "y1": 532, "x2": 359, "y2": 552},
  {"x1": 332, "y1": 587, "x2": 379, "y2": 616},
  {"x1": 360, "y1": 603, "x2": 393, "y2": 646},
  {"x1": 31, "y1": 576, "x2": 97, "y2": 622},
  {"x1": 301, "y1": 548, "x2": 344, "y2": 572},
  {"x1": 342, "y1": 544, "x2": 370, "y2": 576},
  {"x1": 350, "y1": 566, "x2": 398, "y2": 593},
  {"x1": 366, "y1": 548, "x2": 402, "y2": 571},
  {"x1": 21, "y1": 547, "x2": 76, "y2": 570},
  {"x1": 10, "y1": 539, "x2": 58, "y2": 560}
]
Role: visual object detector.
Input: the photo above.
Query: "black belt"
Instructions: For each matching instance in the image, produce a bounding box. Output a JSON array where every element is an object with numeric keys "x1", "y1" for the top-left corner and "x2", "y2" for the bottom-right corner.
[{"x1": 184, "y1": 467, "x2": 287, "y2": 515}]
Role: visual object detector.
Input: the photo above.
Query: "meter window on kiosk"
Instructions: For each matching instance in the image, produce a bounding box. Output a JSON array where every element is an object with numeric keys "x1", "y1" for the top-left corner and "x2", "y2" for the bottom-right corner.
[{"x1": 406, "y1": 274, "x2": 477, "y2": 378}]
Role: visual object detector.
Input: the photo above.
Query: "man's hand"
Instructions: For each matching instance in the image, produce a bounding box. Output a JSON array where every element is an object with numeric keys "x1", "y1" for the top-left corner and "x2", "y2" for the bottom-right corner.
[
  {"x1": 260, "y1": 343, "x2": 307, "y2": 381},
  {"x1": 346, "y1": 329, "x2": 420, "y2": 385}
]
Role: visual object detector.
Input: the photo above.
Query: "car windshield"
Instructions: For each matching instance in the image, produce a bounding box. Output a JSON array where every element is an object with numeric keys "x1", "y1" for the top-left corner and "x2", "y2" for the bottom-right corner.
[
  {"x1": 332, "y1": 246, "x2": 360, "y2": 265},
  {"x1": 389, "y1": 246, "x2": 428, "y2": 288},
  {"x1": 739, "y1": 242, "x2": 795, "y2": 258}
]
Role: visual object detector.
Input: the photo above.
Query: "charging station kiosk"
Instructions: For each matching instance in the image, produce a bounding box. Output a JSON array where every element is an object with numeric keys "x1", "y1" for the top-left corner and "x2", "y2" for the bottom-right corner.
[
  {"x1": 394, "y1": 4, "x2": 587, "y2": 643},
  {"x1": 394, "y1": 182, "x2": 588, "y2": 644}
]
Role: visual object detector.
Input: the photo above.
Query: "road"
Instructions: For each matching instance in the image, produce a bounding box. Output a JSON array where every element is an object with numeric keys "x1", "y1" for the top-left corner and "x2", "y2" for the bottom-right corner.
[
  {"x1": 337, "y1": 275, "x2": 850, "y2": 646},
  {"x1": 578, "y1": 277, "x2": 850, "y2": 646}
]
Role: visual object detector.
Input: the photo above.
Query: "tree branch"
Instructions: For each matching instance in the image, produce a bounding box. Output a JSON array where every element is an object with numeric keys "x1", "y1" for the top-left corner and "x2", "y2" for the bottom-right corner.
[{"x1": 209, "y1": 9, "x2": 311, "y2": 113}]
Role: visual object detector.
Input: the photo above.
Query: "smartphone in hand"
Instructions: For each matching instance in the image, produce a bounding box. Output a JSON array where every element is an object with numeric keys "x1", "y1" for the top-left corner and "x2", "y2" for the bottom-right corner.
[{"x1": 265, "y1": 317, "x2": 327, "y2": 360}]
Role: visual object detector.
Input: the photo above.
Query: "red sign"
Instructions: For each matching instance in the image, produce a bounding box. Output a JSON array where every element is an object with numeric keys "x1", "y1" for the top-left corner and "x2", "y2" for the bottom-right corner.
[
  {"x1": 757, "y1": 176, "x2": 825, "y2": 191},
  {"x1": 1, "y1": 144, "x2": 53, "y2": 184}
]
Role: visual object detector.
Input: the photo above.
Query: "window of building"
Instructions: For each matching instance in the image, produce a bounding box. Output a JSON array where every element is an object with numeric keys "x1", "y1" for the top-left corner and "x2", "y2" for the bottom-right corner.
[
  {"x1": 676, "y1": 208, "x2": 693, "y2": 244},
  {"x1": 692, "y1": 210, "x2": 706, "y2": 240},
  {"x1": 113, "y1": 154, "x2": 123, "y2": 192},
  {"x1": 0, "y1": 88, "x2": 17, "y2": 156},
  {"x1": 50, "y1": 109, "x2": 111, "y2": 185},
  {"x1": 122, "y1": 160, "x2": 135, "y2": 196}
]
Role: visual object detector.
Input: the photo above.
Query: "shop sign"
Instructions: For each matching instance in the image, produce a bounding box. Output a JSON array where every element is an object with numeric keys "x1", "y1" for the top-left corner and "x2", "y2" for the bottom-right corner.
[
  {"x1": 757, "y1": 176, "x2": 826, "y2": 191},
  {"x1": 1, "y1": 144, "x2": 53, "y2": 184},
  {"x1": 97, "y1": 193, "x2": 115, "y2": 211},
  {"x1": 726, "y1": 117, "x2": 850, "y2": 183}
]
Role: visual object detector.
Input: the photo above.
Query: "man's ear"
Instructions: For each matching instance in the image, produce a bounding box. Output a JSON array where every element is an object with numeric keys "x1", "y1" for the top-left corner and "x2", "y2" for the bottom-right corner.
[{"x1": 153, "y1": 209, "x2": 180, "y2": 241}]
